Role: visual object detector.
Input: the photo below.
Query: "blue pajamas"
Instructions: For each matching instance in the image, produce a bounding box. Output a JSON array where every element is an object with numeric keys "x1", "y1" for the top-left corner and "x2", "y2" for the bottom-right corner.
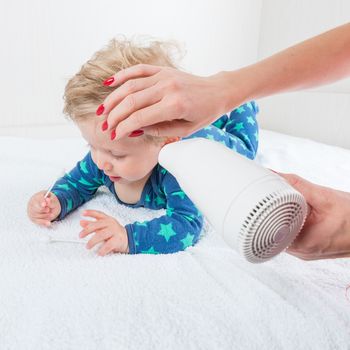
[
  {"x1": 51, "y1": 101, "x2": 259, "y2": 254},
  {"x1": 186, "y1": 101, "x2": 259, "y2": 160}
]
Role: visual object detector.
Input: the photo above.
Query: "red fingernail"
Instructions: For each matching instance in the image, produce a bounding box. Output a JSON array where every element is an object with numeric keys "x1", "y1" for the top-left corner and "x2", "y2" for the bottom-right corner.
[
  {"x1": 96, "y1": 104, "x2": 105, "y2": 116},
  {"x1": 129, "y1": 130, "x2": 144, "y2": 137},
  {"x1": 103, "y1": 77, "x2": 115, "y2": 86},
  {"x1": 110, "y1": 129, "x2": 116, "y2": 140},
  {"x1": 102, "y1": 120, "x2": 108, "y2": 131}
]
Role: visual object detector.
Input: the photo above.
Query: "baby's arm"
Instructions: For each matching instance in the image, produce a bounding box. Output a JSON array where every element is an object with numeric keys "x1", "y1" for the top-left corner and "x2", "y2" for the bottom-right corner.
[
  {"x1": 125, "y1": 171, "x2": 203, "y2": 254},
  {"x1": 50, "y1": 152, "x2": 104, "y2": 220},
  {"x1": 223, "y1": 101, "x2": 259, "y2": 158},
  {"x1": 185, "y1": 101, "x2": 259, "y2": 160}
]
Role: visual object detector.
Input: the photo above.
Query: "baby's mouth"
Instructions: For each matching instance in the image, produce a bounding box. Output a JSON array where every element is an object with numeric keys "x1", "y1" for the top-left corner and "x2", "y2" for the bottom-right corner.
[{"x1": 106, "y1": 174, "x2": 121, "y2": 182}]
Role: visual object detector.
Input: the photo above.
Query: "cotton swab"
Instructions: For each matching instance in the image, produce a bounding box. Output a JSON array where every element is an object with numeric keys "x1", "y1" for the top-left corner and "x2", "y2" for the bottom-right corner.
[
  {"x1": 44, "y1": 169, "x2": 66, "y2": 198},
  {"x1": 48, "y1": 236, "x2": 87, "y2": 244},
  {"x1": 44, "y1": 183, "x2": 55, "y2": 199}
]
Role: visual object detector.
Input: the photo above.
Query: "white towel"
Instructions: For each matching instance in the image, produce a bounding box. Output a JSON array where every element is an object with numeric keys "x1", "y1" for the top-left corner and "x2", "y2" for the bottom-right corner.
[{"x1": 1, "y1": 130, "x2": 350, "y2": 350}]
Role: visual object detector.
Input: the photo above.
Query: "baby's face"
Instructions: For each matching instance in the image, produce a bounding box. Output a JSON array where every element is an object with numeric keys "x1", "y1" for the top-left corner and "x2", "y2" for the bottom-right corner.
[{"x1": 77, "y1": 117, "x2": 163, "y2": 185}]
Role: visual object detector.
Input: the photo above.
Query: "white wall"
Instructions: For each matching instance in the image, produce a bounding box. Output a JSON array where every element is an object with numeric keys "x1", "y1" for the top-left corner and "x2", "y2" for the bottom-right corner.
[
  {"x1": 2, "y1": 0, "x2": 349, "y2": 148},
  {"x1": 257, "y1": 0, "x2": 350, "y2": 148},
  {"x1": 0, "y1": 0, "x2": 262, "y2": 138}
]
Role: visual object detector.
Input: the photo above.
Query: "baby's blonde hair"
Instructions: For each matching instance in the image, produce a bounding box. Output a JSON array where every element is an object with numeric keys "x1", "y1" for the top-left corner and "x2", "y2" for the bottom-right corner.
[{"x1": 63, "y1": 36, "x2": 181, "y2": 142}]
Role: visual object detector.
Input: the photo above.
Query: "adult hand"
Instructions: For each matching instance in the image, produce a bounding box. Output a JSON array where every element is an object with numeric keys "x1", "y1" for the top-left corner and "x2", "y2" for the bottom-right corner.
[
  {"x1": 100, "y1": 65, "x2": 240, "y2": 140},
  {"x1": 279, "y1": 173, "x2": 350, "y2": 260}
]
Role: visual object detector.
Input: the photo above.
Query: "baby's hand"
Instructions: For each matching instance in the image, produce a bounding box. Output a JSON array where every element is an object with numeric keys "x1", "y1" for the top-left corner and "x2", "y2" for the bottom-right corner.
[
  {"x1": 27, "y1": 191, "x2": 61, "y2": 227},
  {"x1": 79, "y1": 210, "x2": 129, "y2": 256}
]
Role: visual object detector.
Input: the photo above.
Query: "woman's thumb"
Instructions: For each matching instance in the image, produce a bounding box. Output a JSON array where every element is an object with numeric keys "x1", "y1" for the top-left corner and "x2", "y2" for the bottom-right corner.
[{"x1": 277, "y1": 172, "x2": 319, "y2": 207}]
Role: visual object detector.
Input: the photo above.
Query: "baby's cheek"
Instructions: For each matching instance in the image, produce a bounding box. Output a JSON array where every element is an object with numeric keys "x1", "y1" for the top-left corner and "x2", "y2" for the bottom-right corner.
[
  {"x1": 125, "y1": 163, "x2": 145, "y2": 179},
  {"x1": 124, "y1": 160, "x2": 152, "y2": 180}
]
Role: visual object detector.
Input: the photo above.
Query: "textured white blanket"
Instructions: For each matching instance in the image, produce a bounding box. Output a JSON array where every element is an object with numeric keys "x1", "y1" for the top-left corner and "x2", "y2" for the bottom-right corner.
[{"x1": 1, "y1": 130, "x2": 350, "y2": 350}]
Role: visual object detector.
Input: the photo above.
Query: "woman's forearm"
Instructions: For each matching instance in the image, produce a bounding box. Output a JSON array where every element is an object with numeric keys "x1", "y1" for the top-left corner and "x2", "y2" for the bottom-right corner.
[
  {"x1": 223, "y1": 22, "x2": 350, "y2": 110},
  {"x1": 102, "y1": 22, "x2": 350, "y2": 138}
]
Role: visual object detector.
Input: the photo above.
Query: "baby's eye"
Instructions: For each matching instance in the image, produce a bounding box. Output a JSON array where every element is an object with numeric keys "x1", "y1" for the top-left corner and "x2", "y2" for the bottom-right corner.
[{"x1": 113, "y1": 155, "x2": 126, "y2": 159}]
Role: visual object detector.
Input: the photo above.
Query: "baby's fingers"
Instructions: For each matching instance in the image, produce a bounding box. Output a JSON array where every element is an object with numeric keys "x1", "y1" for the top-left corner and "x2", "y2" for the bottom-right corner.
[
  {"x1": 29, "y1": 204, "x2": 50, "y2": 217},
  {"x1": 34, "y1": 198, "x2": 50, "y2": 213},
  {"x1": 32, "y1": 212, "x2": 53, "y2": 220},
  {"x1": 79, "y1": 220, "x2": 107, "y2": 238},
  {"x1": 44, "y1": 195, "x2": 59, "y2": 209},
  {"x1": 86, "y1": 230, "x2": 113, "y2": 250},
  {"x1": 38, "y1": 206, "x2": 50, "y2": 214},
  {"x1": 44, "y1": 197, "x2": 53, "y2": 208},
  {"x1": 97, "y1": 237, "x2": 119, "y2": 256},
  {"x1": 33, "y1": 218, "x2": 51, "y2": 227}
]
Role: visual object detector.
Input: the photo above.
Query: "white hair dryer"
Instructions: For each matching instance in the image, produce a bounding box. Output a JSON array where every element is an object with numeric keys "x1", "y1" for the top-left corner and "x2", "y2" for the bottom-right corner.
[{"x1": 158, "y1": 138, "x2": 308, "y2": 263}]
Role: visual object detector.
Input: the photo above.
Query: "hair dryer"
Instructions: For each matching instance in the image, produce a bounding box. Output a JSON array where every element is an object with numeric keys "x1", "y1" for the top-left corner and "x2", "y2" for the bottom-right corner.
[{"x1": 158, "y1": 138, "x2": 308, "y2": 263}]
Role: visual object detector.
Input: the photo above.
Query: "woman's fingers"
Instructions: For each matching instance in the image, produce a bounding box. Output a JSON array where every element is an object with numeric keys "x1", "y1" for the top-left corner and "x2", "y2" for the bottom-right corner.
[
  {"x1": 113, "y1": 101, "x2": 180, "y2": 140},
  {"x1": 107, "y1": 64, "x2": 162, "y2": 88},
  {"x1": 278, "y1": 173, "x2": 327, "y2": 209},
  {"x1": 86, "y1": 230, "x2": 113, "y2": 250},
  {"x1": 106, "y1": 83, "x2": 163, "y2": 134},
  {"x1": 287, "y1": 248, "x2": 350, "y2": 261},
  {"x1": 142, "y1": 120, "x2": 194, "y2": 139},
  {"x1": 279, "y1": 173, "x2": 311, "y2": 201},
  {"x1": 103, "y1": 75, "x2": 158, "y2": 116},
  {"x1": 102, "y1": 65, "x2": 213, "y2": 139}
]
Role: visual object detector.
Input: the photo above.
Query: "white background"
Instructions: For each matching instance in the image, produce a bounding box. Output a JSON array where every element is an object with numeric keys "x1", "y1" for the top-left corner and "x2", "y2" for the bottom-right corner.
[
  {"x1": 257, "y1": 0, "x2": 350, "y2": 148},
  {"x1": 0, "y1": 0, "x2": 349, "y2": 147}
]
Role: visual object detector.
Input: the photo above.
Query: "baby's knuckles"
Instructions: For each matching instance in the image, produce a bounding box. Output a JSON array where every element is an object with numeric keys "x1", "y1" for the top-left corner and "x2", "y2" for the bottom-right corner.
[
  {"x1": 28, "y1": 191, "x2": 61, "y2": 223},
  {"x1": 27, "y1": 191, "x2": 45, "y2": 218},
  {"x1": 47, "y1": 193, "x2": 61, "y2": 218},
  {"x1": 33, "y1": 190, "x2": 47, "y2": 207}
]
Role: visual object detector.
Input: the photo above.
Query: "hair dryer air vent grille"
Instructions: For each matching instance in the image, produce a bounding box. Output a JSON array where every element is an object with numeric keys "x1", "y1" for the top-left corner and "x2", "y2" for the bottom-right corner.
[
  {"x1": 238, "y1": 188, "x2": 307, "y2": 263},
  {"x1": 158, "y1": 138, "x2": 309, "y2": 262}
]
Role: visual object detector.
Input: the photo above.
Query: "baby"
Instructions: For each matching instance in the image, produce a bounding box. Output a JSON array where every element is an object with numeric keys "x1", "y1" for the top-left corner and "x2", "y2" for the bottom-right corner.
[{"x1": 27, "y1": 38, "x2": 259, "y2": 256}]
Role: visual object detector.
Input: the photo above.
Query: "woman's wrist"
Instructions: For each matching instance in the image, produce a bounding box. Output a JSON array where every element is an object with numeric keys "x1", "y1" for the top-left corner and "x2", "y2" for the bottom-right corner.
[{"x1": 212, "y1": 68, "x2": 258, "y2": 113}]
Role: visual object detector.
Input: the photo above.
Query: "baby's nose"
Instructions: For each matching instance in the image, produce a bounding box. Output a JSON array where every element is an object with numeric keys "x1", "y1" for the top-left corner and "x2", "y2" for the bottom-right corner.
[
  {"x1": 102, "y1": 161, "x2": 112, "y2": 172},
  {"x1": 96, "y1": 155, "x2": 112, "y2": 171}
]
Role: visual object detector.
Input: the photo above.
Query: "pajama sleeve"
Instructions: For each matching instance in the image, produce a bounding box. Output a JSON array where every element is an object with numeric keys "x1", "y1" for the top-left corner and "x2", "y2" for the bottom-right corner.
[
  {"x1": 223, "y1": 101, "x2": 259, "y2": 159},
  {"x1": 51, "y1": 152, "x2": 104, "y2": 220},
  {"x1": 125, "y1": 171, "x2": 204, "y2": 254},
  {"x1": 188, "y1": 101, "x2": 259, "y2": 160}
]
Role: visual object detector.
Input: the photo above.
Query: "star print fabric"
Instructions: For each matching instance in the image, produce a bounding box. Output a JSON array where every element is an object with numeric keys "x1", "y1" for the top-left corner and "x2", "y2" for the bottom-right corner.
[
  {"x1": 184, "y1": 100, "x2": 259, "y2": 160},
  {"x1": 50, "y1": 101, "x2": 259, "y2": 254},
  {"x1": 125, "y1": 170, "x2": 204, "y2": 254}
]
